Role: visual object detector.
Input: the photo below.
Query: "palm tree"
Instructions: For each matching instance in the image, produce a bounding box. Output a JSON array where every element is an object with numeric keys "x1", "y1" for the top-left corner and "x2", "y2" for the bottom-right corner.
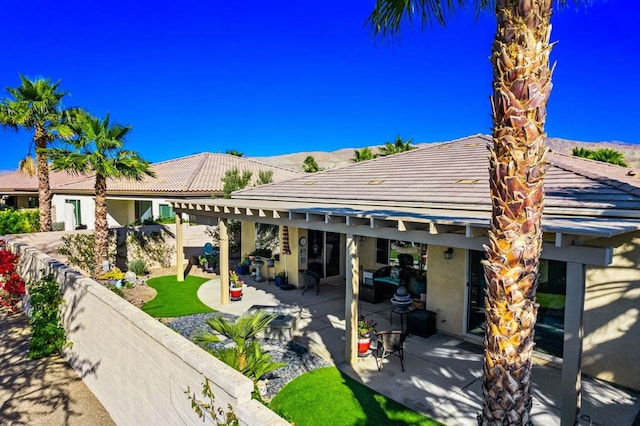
[
  {"x1": 0, "y1": 75, "x2": 72, "y2": 232},
  {"x1": 46, "y1": 110, "x2": 155, "y2": 277},
  {"x1": 573, "y1": 146, "x2": 628, "y2": 166},
  {"x1": 195, "y1": 311, "x2": 286, "y2": 383},
  {"x1": 368, "y1": 1, "x2": 571, "y2": 423},
  {"x1": 377, "y1": 135, "x2": 415, "y2": 156},
  {"x1": 352, "y1": 147, "x2": 377, "y2": 163}
]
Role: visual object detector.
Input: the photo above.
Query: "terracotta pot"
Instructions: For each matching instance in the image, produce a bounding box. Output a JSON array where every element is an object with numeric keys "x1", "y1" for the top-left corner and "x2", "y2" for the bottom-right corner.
[{"x1": 357, "y1": 337, "x2": 371, "y2": 354}]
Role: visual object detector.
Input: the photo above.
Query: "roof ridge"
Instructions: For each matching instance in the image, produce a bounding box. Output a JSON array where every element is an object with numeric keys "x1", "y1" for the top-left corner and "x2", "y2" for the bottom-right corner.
[
  {"x1": 182, "y1": 153, "x2": 209, "y2": 191},
  {"x1": 239, "y1": 155, "x2": 305, "y2": 173},
  {"x1": 150, "y1": 152, "x2": 210, "y2": 166}
]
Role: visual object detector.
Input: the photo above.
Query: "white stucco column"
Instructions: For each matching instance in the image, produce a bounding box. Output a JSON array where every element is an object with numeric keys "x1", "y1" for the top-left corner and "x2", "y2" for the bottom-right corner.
[
  {"x1": 175, "y1": 213, "x2": 184, "y2": 282},
  {"x1": 345, "y1": 233, "x2": 358, "y2": 365},
  {"x1": 560, "y1": 261, "x2": 586, "y2": 426},
  {"x1": 219, "y1": 217, "x2": 230, "y2": 305}
]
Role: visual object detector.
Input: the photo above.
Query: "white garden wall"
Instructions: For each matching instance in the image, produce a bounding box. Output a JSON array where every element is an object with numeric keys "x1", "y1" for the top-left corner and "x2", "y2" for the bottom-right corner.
[{"x1": 8, "y1": 239, "x2": 287, "y2": 426}]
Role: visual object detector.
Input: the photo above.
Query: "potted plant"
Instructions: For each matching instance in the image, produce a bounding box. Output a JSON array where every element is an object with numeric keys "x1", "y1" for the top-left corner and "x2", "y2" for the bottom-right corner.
[
  {"x1": 357, "y1": 315, "x2": 377, "y2": 354},
  {"x1": 229, "y1": 270, "x2": 243, "y2": 300},
  {"x1": 274, "y1": 271, "x2": 287, "y2": 287},
  {"x1": 198, "y1": 253, "x2": 218, "y2": 273}
]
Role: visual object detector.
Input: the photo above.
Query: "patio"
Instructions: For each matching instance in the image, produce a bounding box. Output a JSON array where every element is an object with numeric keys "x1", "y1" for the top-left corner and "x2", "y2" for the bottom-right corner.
[{"x1": 197, "y1": 273, "x2": 640, "y2": 426}]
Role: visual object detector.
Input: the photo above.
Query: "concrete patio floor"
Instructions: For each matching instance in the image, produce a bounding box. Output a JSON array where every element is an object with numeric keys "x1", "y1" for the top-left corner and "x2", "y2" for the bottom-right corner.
[{"x1": 197, "y1": 274, "x2": 640, "y2": 426}]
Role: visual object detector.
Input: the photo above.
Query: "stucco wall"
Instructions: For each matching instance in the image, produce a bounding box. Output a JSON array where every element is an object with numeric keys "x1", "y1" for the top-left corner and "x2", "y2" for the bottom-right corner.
[
  {"x1": 107, "y1": 199, "x2": 134, "y2": 227},
  {"x1": 582, "y1": 232, "x2": 640, "y2": 390},
  {"x1": 240, "y1": 221, "x2": 257, "y2": 259},
  {"x1": 8, "y1": 239, "x2": 287, "y2": 426},
  {"x1": 425, "y1": 245, "x2": 467, "y2": 336}
]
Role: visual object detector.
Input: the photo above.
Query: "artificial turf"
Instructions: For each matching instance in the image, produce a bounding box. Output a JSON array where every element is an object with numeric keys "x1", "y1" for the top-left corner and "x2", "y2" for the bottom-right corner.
[
  {"x1": 269, "y1": 367, "x2": 442, "y2": 426},
  {"x1": 141, "y1": 275, "x2": 214, "y2": 318}
]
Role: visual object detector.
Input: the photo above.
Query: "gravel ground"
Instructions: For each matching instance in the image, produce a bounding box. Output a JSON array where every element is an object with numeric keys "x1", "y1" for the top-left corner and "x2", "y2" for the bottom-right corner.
[{"x1": 167, "y1": 313, "x2": 331, "y2": 400}]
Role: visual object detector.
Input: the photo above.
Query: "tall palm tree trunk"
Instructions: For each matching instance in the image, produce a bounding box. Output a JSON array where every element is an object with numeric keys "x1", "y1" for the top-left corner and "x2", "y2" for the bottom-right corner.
[
  {"x1": 35, "y1": 127, "x2": 52, "y2": 232},
  {"x1": 481, "y1": 1, "x2": 552, "y2": 424},
  {"x1": 93, "y1": 174, "x2": 109, "y2": 278}
]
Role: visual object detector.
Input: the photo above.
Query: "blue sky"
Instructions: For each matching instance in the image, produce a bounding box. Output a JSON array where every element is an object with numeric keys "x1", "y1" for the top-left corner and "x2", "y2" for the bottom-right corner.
[{"x1": 1, "y1": 1, "x2": 638, "y2": 170}]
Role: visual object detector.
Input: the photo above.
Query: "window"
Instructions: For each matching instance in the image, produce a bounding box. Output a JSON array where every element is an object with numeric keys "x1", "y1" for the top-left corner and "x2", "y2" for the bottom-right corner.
[
  {"x1": 135, "y1": 200, "x2": 152, "y2": 222},
  {"x1": 376, "y1": 238, "x2": 389, "y2": 264},
  {"x1": 159, "y1": 203, "x2": 174, "y2": 219}
]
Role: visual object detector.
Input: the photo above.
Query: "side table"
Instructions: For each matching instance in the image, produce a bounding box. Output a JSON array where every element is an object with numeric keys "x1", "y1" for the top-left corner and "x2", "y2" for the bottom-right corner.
[{"x1": 390, "y1": 307, "x2": 413, "y2": 331}]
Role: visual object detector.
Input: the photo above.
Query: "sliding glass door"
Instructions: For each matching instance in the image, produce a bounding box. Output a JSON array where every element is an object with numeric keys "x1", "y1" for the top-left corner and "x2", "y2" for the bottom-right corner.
[
  {"x1": 466, "y1": 250, "x2": 566, "y2": 357},
  {"x1": 307, "y1": 230, "x2": 341, "y2": 278}
]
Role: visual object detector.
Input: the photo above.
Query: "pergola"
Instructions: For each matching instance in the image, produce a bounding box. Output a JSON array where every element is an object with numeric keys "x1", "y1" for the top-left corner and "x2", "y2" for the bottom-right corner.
[{"x1": 169, "y1": 196, "x2": 631, "y2": 425}]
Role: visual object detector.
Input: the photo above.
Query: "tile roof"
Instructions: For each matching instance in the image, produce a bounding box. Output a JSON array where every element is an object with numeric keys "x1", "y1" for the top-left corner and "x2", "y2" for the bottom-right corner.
[
  {"x1": 0, "y1": 170, "x2": 85, "y2": 192},
  {"x1": 232, "y1": 134, "x2": 640, "y2": 217},
  {"x1": 0, "y1": 153, "x2": 303, "y2": 196}
]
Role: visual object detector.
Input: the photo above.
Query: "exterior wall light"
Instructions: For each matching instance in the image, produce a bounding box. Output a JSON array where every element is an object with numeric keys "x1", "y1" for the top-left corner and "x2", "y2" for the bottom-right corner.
[{"x1": 444, "y1": 247, "x2": 454, "y2": 260}]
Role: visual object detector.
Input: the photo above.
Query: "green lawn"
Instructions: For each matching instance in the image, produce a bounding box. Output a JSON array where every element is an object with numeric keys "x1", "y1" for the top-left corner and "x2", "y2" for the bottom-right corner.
[
  {"x1": 270, "y1": 367, "x2": 442, "y2": 426},
  {"x1": 141, "y1": 275, "x2": 214, "y2": 318}
]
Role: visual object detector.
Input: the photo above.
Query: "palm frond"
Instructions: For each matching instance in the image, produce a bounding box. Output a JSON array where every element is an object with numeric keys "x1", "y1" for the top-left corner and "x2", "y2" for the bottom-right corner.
[
  {"x1": 366, "y1": 0, "x2": 476, "y2": 37},
  {"x1": 17, "y1": 155, "x2": 36, "y2": 176}
]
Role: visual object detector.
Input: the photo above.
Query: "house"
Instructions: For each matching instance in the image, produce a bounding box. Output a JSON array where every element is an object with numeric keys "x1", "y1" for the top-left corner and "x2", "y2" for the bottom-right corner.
[
  {"x1": 0, "y1": 153, "x2": 303, "y2": 230},
  {"x1": 169, "y1": 134, "x2": 640, "y2": 422}
]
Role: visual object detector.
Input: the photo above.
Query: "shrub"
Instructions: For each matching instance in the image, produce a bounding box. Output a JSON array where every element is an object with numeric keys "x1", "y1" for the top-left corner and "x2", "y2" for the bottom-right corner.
[
  {"x1": 0, "y1": 208, "x2": 39, "y2": 234},
  {"x1": 124, "y1": 227, "x2": 175, "y2": 269},
  {"x1": 28, "y1": 274, "x2": 69, "y2": 359},
  {"x1": 57, "y1": 226, "x2": 174, "y2": 274},
  {"x1": 127, "y1": 258, "x2": 147, "y2": 276},
  {"x1": 57, "y1": 232, "x2": 117, "y2": 275},
  {"x1": 0, "y1": 247, "x2": 25, "y2": 313},
  {"x1": 101, "y1": 267, "x2": 124, "y2": 281},
  {"x1": 52, "y1": 222, "x2": 66, "y2": 231},
  {"x1": 185, "y1": 377, "x2": 238, "y2": 425},
  {"x1": 105, "y1": 283, "x2": 124, "y2": 297}
]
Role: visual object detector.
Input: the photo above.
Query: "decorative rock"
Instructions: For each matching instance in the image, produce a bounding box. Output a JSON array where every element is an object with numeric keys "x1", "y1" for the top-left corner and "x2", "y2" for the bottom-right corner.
[{"x1": 124, "y1": 271, "x2": 137, "y2": 284}]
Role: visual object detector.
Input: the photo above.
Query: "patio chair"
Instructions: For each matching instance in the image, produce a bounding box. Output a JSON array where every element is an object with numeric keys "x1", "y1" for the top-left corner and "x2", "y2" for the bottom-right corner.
[
  {"x1": 374, "y1": 330, "x2": 407, "y2": 372},
  {"x1": 301, "y1": 269, "x2": 320, "y2": 295}
]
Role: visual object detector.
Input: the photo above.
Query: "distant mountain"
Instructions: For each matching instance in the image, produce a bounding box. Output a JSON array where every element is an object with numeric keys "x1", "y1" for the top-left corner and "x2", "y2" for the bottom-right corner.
[{"x1": 252, "y1": 137, "x2": 640, "y2": 171}]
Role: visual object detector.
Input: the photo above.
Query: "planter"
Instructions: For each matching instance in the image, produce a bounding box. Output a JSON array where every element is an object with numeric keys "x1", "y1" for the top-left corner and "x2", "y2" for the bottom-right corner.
[
  {"x1": 274, "y1": 275, "x2": 287, "y2": 287},
  {"x1": 266, "y1": 259, "x2": 275, "y2": 268},
  {"x1": 230, "y1": 287, "x2": 243, "y2": 301},
  {"x1": 358, "y1": 337, "x2": 371, "y2": 354}
]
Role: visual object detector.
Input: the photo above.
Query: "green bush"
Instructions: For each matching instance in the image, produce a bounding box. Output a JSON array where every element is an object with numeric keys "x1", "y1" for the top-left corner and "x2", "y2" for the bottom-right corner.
[
  {"x1": 28, "y1": 274, "x2": 69, "y2": 359},
  {"x1": 105, "y1": 283, "x2": 124, "y2": 297},
  {"x1": 127, "y1": 258, "x2": 147, "y2": 276},
  {"x1": 124, "y1": 227, "x2": 175, "y2": 269},
  {"x1": 101, "y1": 267, "x2": 124, "y2": 281},
  {"x1": 0, "y1": 208, "x2": 40, "y2": 234},
  {"x1": 57, "y1": 227, "x2": 174, "y2": 274},
  {"x1": 57, "y1": 232, "x2": 117, "y2": 274}
]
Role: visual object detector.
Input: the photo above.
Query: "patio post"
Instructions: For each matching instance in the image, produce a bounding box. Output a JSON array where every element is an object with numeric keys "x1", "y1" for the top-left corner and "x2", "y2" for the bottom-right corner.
[
  {"x1": 175, "y1": 213, "x2": 184, "y2": 282},
  {"x1": 560, "y1": 262, "x2": 586, "y2": 426},
  {"x1": 345, "y1": 233, "x2": 359, "y2": 365},
  {"x1": 219, "y1": 217, "x2": 230, "y2": 305}
]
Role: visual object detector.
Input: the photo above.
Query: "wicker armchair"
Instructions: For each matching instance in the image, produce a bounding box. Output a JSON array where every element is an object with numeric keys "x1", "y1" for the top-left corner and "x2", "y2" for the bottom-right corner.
[{"x1": 374, "y1": 330, "x2": 407, "y2": 372}]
